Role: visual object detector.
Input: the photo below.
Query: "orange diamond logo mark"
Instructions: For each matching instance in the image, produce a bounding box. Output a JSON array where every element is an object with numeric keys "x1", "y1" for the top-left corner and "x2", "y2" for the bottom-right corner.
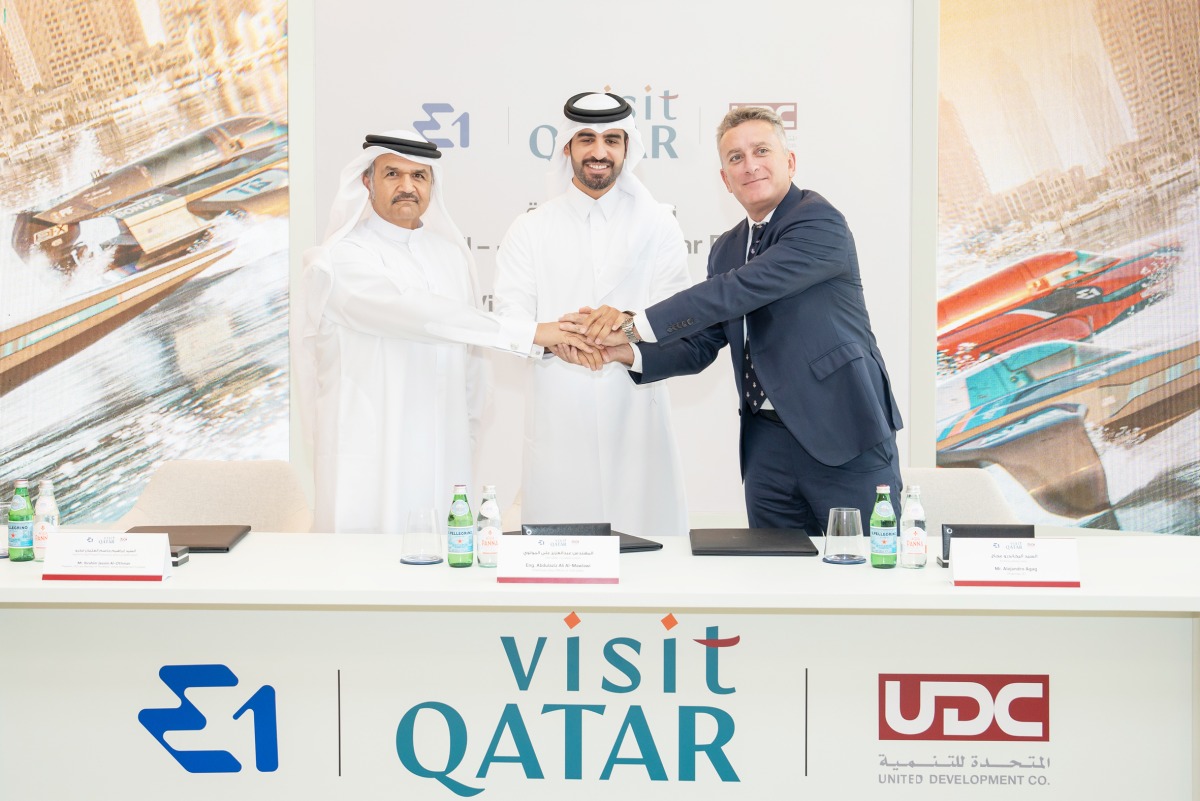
[
  {"x1": 564, "y1": 611, "x2": 581, "y2": 629},
  {"x1": 661, "y1": 613, "x2": 678, "y2": 630}
]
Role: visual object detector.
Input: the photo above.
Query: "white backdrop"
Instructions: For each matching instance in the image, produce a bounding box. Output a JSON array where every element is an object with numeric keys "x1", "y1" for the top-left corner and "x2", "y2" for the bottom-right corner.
[{"x1": 303, "y1": 0, "x2": 914, "y2": 521}]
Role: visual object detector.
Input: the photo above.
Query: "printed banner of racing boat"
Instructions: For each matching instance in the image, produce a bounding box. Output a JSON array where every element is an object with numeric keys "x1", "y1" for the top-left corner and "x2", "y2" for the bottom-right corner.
[{"x1": 2, "y1": 116, "x2": 288, "y2": 395}]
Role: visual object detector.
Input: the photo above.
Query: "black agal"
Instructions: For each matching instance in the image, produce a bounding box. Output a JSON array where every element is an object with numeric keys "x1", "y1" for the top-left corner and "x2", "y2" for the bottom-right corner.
[
  {"x1": 363, "y1": 134, "x2": 442, "y2": 159},
  {"x1": 563, "y1": 92, "x2": 633, "y2": 124}
]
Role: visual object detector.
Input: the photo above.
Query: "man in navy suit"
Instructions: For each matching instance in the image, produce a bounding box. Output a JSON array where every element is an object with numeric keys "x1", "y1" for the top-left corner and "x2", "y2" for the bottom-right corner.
[{"x1": 563, "y1": 106, "x2": 903, "y2": 532}]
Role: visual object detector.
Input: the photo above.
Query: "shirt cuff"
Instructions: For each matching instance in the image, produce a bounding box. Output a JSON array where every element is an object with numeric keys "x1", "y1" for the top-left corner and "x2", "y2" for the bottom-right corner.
[
  {"x1": 628, "y1": 343, "x2": 644, "y2": 373},
  {"x1": 630, "y1": 308, "x2": 656, "y2": 343},
  {"x1": 497, "y1": 316, "x2": 539, "y2": 356}
]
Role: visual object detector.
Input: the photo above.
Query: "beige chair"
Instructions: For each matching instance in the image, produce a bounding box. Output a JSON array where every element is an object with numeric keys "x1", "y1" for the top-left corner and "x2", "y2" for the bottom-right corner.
[
  {"x1": 900, "y1": 466, "x2": 1022, "y2": 538},
  {"x1": 119, "y1": 459, "x2": 313, "y2": 533}
]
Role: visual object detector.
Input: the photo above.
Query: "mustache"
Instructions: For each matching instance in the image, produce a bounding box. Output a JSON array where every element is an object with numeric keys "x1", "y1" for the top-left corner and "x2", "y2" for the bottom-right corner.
[
  {"x1": 391, "y1": 192, "x2": 420, "y2": 203},
  {"x1": 583, "y1": 158, "x2": 614, "y2": 168}
]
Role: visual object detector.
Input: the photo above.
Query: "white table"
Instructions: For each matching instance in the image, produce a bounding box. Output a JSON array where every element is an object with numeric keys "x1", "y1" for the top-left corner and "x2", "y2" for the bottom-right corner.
[{"x1": 1, "y1": 531, "x2": 1197, "y2": 800}]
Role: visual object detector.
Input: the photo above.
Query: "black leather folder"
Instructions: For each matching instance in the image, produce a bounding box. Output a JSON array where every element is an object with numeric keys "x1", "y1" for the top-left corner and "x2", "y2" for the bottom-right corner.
[{"x1": 689, "y1": 527, "x2": 820, "y2": 556}]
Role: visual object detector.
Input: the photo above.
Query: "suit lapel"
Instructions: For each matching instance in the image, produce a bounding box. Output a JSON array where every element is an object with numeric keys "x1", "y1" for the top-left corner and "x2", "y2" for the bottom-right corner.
[{"x1": 713, "y1": 221, "x2": 750, "y2": 276}]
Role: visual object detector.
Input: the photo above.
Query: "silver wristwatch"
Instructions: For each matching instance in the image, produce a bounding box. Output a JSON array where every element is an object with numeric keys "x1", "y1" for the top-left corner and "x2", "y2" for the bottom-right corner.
[{"x1": 620, "y1": 312, "x2": 641, "y2": 344}]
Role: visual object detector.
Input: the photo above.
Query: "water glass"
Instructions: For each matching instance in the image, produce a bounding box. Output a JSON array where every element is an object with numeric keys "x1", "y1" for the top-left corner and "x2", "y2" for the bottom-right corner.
[
  {"x1": 822, "y1": 507, "x2": 866, "y2": 565},
  {"x1": 400, "y1": 508, "x2": 443, "y2": 565}
]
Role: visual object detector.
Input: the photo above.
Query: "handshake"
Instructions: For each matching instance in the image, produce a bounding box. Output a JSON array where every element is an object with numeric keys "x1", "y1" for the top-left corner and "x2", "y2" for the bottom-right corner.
[{"x1": 532, "y1": 305, "x2": 637, "y2": 371}]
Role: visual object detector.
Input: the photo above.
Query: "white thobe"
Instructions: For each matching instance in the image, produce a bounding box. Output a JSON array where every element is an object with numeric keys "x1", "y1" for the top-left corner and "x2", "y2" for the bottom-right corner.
[
  {"x1": 495, "y1": 184, "x2": 692, "y2": 537},
  {"x1": 306, "y1": 210, "x2": 536, "y2": 534}
]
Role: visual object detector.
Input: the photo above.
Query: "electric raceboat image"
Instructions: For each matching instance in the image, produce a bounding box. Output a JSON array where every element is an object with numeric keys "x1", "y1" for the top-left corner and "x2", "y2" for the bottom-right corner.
[
  {"x1": 937, "y1": 338, "x2": 1200, "y2": 519},
  {"x1": 2, "y1": 115, "x2": 288, "y2": 395},
  {"x1": 937, "y1": 245, "x2": 1180, "y2": 373}
]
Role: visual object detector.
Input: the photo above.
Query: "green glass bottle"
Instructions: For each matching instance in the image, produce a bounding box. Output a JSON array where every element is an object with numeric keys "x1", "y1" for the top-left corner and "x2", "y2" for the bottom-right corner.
[
  {"x1": 446, "y1": 484, "x2": 474, "y2": 568},
  {"x1": 869, "y1": 484, "x2": 897, "y2": 569},
  {"x1": 8, "y1": 479, "x2": 35, "y2": 562}
]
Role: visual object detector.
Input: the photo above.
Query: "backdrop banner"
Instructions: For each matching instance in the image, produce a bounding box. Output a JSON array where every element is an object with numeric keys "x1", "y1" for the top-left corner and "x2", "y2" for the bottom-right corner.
[
  {"x1": 936, "y1": 0, "x2": 1200, "y2": 533},
  {"x1": 312, "y1": 0, "x2": 914, "y2": 523},
  {"x1": 0, "y1": 0, "x2": 289, "y2": 521}
]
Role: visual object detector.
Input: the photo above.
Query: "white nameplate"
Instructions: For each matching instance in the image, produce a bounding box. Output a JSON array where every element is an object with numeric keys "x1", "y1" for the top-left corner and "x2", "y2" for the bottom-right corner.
[
  {"x1": 951, "y1": 538, "x2": 1080, "y2": 588},
  {"x1": 42, "y1": 531, "x2": 172, "y2": 582},
  {"x1": 496, "y1": 534, "x2": 619, "y2": 584}
]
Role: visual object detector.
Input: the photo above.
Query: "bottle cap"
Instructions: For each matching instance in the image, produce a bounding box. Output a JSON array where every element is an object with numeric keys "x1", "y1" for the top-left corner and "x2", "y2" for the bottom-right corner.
[
  {"x1": 453, "y1": 484, "x2": 467, "y2": 492},
  {"x1": 482, "y1": 484, "x2": 496, "y2": 493},
  {"x1": 38, "y1": 479, "x2": 54, "y2": 489},
  {"x1": 875, "y1": 484, "x2": 889, "y2": 493},
  {"x1": 14, "y1": 479, "x2": 29, "y2": 487}
]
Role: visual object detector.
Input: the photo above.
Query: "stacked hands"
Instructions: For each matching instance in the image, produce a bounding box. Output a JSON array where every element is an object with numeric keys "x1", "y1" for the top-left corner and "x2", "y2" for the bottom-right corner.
[{"x1": 534, "y1": 305, "x2": 635, "y2": 370}]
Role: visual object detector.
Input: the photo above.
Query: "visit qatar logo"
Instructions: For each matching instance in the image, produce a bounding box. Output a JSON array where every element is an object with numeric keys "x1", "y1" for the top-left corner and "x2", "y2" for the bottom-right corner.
[
  {"x1": 879, "y1": 674, "x2": 1049, "y2": 742},
  {"x1": 394, "y1": 612, "x2": 743, "y2": 796}
]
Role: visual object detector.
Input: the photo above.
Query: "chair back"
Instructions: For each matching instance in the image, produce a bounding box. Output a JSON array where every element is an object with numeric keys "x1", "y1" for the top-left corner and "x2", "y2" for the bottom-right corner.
[
  {"x1": 119, "y1": 459, "x2": 313, "y2": 533},
  {"x1": 900, "y1": 466, "x2": 1022, "y2": 539}
]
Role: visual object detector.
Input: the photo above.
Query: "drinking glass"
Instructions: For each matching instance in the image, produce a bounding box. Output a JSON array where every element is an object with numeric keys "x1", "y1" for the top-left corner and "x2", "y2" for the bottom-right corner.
[
  {"x1": 822, "y1": 507, "x2": 866, "y2": 565},
  {"x1": 400, "y1": 508, "x2": 443, "y2": 565}
]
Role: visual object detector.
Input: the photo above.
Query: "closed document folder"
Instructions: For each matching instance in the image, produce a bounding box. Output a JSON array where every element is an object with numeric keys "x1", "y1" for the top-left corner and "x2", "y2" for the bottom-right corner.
[
  {"x1": 126, "y1": 524, "x2": 251, "y2": 553},
  {"x1": 689, "y1": 527, "x2": 820, "y2": 556}
]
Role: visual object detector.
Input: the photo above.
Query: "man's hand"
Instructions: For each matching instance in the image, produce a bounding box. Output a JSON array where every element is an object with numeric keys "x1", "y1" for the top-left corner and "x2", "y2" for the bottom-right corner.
[
  {"x1": 601, "y1": 342, "x2": 635, "y2": 367},
  {"x1": 559, "y1": 306, "x2": 628, "y2": 347},
  {"x1": 581, "y1": 305, "x2": 627, "y2": 345},
  {"x1": 535, "y1": 321, "x2": 596, "y2": 352},
  {"x1": 549, "y1": 342, "x2": 605, "y2": 371}
]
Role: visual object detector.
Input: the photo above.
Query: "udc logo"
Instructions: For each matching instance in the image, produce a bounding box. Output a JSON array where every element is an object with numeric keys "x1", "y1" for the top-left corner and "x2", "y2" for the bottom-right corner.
[
  {"x1": 139, "y1": 664, "x2": 279, "y2": 773},
  {"x1": 878, "y1": 673, "x2": 1049, "y2": 742},
  {"x1": 414, "y1": 103, "x2": 471, "y2": 149}
]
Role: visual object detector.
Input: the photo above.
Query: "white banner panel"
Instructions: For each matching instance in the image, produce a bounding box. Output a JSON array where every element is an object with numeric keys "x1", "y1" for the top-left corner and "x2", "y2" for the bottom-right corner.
[
  {"x1": 311, "y1": 0, "x2": 914, "y2": 520},
  {"x1": 0, "y1": 608, "x2": 1190, "y2": 799}
]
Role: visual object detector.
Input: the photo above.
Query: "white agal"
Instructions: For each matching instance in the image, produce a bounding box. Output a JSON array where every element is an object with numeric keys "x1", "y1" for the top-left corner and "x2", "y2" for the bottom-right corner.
[
  {"x1": 32, "y1": 480, "x2": 59, "y2": 563},
  {"x1": 898, "y1": 485, "x2": 926, "y2": 568}
]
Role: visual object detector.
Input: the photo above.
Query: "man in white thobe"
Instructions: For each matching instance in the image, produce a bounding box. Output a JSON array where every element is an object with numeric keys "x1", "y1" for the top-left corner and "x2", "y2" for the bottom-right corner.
[
  {"x1": 495, "y1": 93, "x2": 692, "y2": 537},
  {"x1": 298, "y1": 131, "x2": 587, "y2": 533}
]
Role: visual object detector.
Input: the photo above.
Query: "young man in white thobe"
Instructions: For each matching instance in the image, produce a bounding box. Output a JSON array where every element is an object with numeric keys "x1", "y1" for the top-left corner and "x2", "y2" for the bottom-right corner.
[
  {"x1": 297, "y1": 131, "x2": 590, "y2": 534},
  {"x1": 494, "y1": 93, "x2": 692, "y2": 537}
]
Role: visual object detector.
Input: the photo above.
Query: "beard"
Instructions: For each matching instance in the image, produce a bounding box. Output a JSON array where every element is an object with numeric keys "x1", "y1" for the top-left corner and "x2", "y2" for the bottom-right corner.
[{"x1": 572, "y1": 157, "x2": 622, "y2": 192}]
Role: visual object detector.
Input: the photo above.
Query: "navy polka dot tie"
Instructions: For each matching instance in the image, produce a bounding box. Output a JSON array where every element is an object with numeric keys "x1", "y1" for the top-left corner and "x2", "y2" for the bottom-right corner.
[{"x1": 744, "y1": 223, "x2": 766, "y2": 413}]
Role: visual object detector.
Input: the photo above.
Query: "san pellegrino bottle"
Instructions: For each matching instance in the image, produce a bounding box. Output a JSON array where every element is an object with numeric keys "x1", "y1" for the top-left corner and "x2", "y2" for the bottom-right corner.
[
  {"x1": 476, "y1": 484, "x2": 501, "y2": 567},
  {"x1": 8, "y1": 480, "x2": 34, "y2": 562},
  {"x1": 446, "y1": 484, "x2": 474, "y2": 568},
  {"x1": 869, "y1": 484, "x2": 897, "y2": 569},
  {"x1": 898, "y1": 485, "x2": 927, "y2": 569},
  {"x1": 33, "y1": 479, "x2": 60, "y2": 562}
]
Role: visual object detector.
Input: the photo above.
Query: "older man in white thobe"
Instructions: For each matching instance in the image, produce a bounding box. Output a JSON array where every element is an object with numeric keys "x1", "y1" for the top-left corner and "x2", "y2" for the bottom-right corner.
[
  {"x1": 494, "y1": 93, "x2": 692, "y2": 537},
  {"x1": 298, "y1": 131, "x2": 587, "y2": 534}
]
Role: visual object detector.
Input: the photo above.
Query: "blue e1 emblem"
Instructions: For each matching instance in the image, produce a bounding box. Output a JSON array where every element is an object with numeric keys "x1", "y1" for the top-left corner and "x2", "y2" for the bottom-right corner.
[
  {"x1": 414, "y1": 103, "x2": 470, "y2": 149},
  {"x1": 138, "y1": 664, "x2": 279, "y2": 773}
]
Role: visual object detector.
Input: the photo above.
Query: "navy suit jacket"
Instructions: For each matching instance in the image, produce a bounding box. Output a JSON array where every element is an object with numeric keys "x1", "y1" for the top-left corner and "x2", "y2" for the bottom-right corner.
[{"x1": 633, "y1": 185, "x2": 903, "y2": 469}]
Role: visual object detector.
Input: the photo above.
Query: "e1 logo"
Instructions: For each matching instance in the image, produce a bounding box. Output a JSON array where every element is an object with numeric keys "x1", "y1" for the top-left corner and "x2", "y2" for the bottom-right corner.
[
  {"x1": 138, "y1": 664, "x2": 279, "y2": 773},
  {"x1": 878, "y1": 674, "x2": 1049, "y2": 741},
  {"x1": 414, "y1": 103, "x2": 470, "y2": 149}
]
